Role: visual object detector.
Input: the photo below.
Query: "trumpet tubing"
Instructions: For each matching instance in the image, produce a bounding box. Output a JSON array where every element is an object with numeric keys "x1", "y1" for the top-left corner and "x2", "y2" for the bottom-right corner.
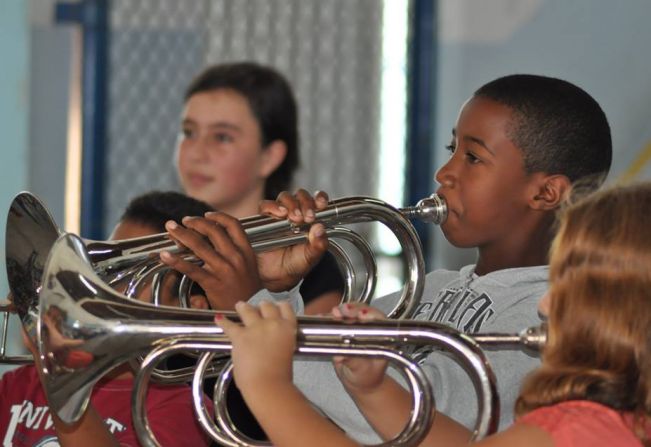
[
  {"x1": 87, "y1": 194, "x2": 446, "y2": 317},
  {"x1": 3, "y1": 191, "x2": 447, "y2": 365}
]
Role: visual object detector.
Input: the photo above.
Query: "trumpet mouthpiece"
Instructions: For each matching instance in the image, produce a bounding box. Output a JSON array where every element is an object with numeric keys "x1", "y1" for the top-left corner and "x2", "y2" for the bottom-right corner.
[{"x1": 402, "y1": 194, "x2": 448, "y2": 225}]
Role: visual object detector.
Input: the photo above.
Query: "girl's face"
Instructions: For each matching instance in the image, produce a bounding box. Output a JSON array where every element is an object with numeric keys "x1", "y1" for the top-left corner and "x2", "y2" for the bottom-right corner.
[
  {"x1": 176, "y1": 89, "x2": 276, "y2": 217},
  {"x1": 537, "y1": 292, "x2": 551, "y2": 317}
]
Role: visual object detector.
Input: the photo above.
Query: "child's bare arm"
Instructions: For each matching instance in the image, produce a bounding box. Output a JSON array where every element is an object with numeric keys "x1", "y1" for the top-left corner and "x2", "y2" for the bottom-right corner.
[
  {"x1": 216, "y1": 300, "x2": 359, "y2": 447},
  {"x1": 331, "y1": 304, "x2": 417, "y2": 440},
  {"x1": 240, "y1": 375, "x2": 360, "y2": 447},
  {"x1": 331, "y1": 304, "x2": 472, "y2": 447}
]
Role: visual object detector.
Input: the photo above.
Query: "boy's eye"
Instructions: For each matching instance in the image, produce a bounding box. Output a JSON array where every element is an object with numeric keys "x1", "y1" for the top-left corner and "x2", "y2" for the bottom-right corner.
[
  {"x1": 213, "y1": 133, "x2": 234, "y2": 143},
  {"x1": 445, "y1": 144, "x2": 455, "y2": 154},
  {"x1": 465, "y1": 151, "x2": 481, "y2": 164}
]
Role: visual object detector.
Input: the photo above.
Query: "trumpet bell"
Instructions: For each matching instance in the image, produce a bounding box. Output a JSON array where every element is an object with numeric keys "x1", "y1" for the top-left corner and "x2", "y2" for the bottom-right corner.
[
  {"x1": 5, "y1": 192, "x2": 60, "y2": 332},
  {"x1": 39, "y1": 233, "x2": 500, "y2": 440},
  {"x1": 38, "y1": 232, "x2": 220, "y2": 423}
]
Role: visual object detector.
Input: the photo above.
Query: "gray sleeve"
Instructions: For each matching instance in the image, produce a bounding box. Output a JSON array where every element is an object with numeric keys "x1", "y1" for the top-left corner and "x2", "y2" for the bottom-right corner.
[
  {"x1": 414, "y1": 347, "x2": 539, "y2": 431},
  {"x1": 439, "y1": 297, "x2": 543, "y2": 429},
  {"x1": 247, "y1": 281, "x2": 305, "y2": 314},
  {"x1": 371, "y1": 269, "x2": 458, "y2": 317},
  {"x1": 412, "y1": 291, "x2": 544, "y2": 431},
  {"x1": 370, "y1": 291, "x2": 400, "y2": 315},
  {"x1": 292, "y1": 359, "x2": 383, "y2": 444}
]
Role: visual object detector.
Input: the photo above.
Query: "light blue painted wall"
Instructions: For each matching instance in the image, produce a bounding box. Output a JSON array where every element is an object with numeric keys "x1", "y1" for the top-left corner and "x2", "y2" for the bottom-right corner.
[
  {"x1": 431, "y1": 0, "x2": 651, "y2": 268},
  {"x1": 0, "y1": 1, "x2": 30, "y2": 372},
  {"x1": 0, "y1": 1, "x2": 30, "y2": 292}
]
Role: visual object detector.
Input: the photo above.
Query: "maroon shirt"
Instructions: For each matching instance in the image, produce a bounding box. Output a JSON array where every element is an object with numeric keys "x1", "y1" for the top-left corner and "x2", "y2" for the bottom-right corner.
[{"x1": 0, "y1": 365, "x2": 209, "y2": 446}]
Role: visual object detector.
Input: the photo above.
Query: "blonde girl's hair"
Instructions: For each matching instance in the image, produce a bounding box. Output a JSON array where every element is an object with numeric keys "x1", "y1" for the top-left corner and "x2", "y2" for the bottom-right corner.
[{"x1": 515, "y1": 181, "x2": 651, "y2": 444}]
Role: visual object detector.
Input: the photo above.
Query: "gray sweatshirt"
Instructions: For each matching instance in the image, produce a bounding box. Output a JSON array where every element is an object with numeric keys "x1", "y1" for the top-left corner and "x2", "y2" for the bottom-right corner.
[
  {"x1": 249, "y1": 283, "x2": 304, "y2": 313},
  {"x1": 291, "y1": 264, "x2": 548, "y2": 444}
]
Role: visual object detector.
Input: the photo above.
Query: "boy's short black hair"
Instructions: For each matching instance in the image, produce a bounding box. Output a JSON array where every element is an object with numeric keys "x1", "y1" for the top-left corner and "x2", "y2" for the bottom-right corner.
[
  {"x1": 120, "y1": 191, "x2": 214, "y2": 232},
  {"x1": 474, "y1": 74, "x2": 612, "y2": 186},
  {"x1": 184, "y1": 62, "x2": 299, "y2": 200}
]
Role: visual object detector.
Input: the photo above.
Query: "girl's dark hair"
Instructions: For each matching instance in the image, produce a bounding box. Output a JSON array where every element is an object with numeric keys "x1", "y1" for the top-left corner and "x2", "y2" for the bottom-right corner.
[{"x1": 184, "y1": 62, "x2": 299, "y2": 199}]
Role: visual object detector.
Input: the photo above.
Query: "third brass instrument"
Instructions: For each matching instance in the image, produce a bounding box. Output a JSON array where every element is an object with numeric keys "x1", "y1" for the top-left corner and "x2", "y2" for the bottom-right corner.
[{"x1": 34, "y1": 232, "x2": 545, "y2": 447}]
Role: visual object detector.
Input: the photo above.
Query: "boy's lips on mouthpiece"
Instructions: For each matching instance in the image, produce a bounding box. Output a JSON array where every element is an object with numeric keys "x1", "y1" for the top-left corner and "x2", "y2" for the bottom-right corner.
[{"x1": 435, "y1": 192, "x2": 458, "y2": 220}]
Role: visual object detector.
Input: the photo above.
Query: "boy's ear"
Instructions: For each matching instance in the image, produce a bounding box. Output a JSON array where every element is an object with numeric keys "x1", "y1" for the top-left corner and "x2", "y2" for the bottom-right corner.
[
  {"x1": 529, "y1": 174, "x2": 571, "y2": 210},
  {"x1": 259, "y1": 140, "x2": 287, "y2": 178}
]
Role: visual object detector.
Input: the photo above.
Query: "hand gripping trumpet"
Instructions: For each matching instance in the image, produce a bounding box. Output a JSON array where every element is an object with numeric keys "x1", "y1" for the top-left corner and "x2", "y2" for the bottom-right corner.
[
  {"x1": 2, "y1": 191, "x2": 447, "y2": 365},
  {"x1": 34, "y1": 232, "x2": 545, "y2": 447}
]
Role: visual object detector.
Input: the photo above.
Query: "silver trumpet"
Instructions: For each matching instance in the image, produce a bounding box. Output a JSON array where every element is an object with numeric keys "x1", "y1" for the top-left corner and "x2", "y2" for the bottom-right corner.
[
  {"x1": 35, "y1": 232, "x2": 545, "y2": 447},
  {"x1": 2, "y1": 191, "x2": 447, "y2": 365}
]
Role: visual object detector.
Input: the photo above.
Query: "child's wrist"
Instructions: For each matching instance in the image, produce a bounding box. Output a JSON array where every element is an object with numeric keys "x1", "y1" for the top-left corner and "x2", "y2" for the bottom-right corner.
[
  {"x1": 238, "y1": 374, "x2": 296, "y2": 401},
  {"x1": 237, "y1": 370, "x2": 293, "y2": 392}
]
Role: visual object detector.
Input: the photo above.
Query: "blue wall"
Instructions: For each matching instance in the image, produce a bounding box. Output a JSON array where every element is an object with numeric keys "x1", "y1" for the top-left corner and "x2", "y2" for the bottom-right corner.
[
  {"x1": 431, "y1": 0, "x2": 651, "y2": 268},
  {"x1": 0, "y1": 1, "x2": 30, "y2": 293},
  {"x1": 0, "y1": 1, "x2": 30, "y2": 372}
]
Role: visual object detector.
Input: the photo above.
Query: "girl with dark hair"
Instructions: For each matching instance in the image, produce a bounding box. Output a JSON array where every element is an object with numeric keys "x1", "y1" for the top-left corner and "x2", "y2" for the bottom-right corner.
[{"x1": 175, "y1": 61, "x2": 343, "y2": 316}]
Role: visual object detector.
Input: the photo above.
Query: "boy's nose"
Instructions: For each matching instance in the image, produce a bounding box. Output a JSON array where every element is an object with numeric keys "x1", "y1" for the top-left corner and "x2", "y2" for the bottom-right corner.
[{"x1": 435, "y1": 159, "x2": 455, "y2": 187}]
